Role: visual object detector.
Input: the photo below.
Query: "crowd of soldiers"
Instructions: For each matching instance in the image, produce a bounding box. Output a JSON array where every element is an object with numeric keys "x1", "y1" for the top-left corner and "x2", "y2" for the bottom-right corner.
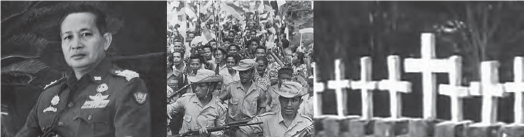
[{"x1": 166, "y1": 13, "x2": 314, "y2": 137}]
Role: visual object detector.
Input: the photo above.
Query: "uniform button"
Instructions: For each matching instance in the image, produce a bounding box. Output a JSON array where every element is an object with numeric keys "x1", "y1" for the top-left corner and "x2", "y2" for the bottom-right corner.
[
  {"x1": 58, "y1": 122, "x2": 64, "y2": 126},
  {"x1": 88, "y1": 115, "x2": 92, "y2": 120},
  {"x1": 68, "y1": 103, "x2": 74, "y2": 107}
]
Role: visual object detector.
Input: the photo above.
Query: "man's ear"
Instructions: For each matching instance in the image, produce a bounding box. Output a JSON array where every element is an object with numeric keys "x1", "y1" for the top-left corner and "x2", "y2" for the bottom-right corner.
[{"x1": 103, "y1": 33, "x2": 113, "y2": 51}]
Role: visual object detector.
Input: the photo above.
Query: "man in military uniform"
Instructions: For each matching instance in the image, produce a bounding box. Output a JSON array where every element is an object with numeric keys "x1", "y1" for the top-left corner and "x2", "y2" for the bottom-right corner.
[
  {"x1": 218, "y1": 59, "x2": 267, "y2": 136},
  {"x1": 167, "y1": 69, "x2": 226, "y2": 137},
  {"x1": 238, "y1": 81, "x2": 313, "y2": 137},
  {"x1": 16, "y1": 5, "x2": 151, "y2": 137}
]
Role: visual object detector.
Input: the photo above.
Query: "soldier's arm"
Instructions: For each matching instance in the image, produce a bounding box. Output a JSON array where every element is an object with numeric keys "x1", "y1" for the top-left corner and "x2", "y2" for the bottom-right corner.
[
  {"x1": 218, "y1": 83, "x2": 231, "y2": 102},
  {"x1": 114, "y1": 77, "x2": 151, "y2": 137},
  {"x1": 256, "y1": 88, "x2": 267, "y2": 115},
  {"x1": 16, "y1": 90, "x2": 47, "y2": 137},
  {"x1": 210, "y1": 104, "x2": 227, "y2": 137},
  {"x1": 238, "y1": 116, "x2": 263, "y2": 136},
  {"x1": 167, "y1": 94, "x2": 187, "y2": 119}
]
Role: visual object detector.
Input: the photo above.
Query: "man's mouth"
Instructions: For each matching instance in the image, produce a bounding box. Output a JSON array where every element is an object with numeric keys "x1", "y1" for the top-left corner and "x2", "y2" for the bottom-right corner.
[{"x1": 71, "y1": 53, "x2": 86, "y2": 60}]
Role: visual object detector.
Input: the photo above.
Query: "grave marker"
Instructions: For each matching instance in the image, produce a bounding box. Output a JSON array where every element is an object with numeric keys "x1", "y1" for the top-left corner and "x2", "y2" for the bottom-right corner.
[
  {"x1": 327, "y1": 59, "x2": 352, "y2": 116},
  {"x1": 404, "y1": 33, "x2": 449, "y2": 120},
  {"x1": 351, "y1": 57, "x2": 378, "y2": 120},
  {"x1": 378, "y1": 55, "x2": 412, "y2": 119}
]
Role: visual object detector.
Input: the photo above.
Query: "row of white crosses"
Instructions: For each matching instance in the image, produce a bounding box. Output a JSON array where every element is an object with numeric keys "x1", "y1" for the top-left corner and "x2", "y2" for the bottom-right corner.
[{"x1": 313, "y1": 33, "x2": 524, "y2": 126}]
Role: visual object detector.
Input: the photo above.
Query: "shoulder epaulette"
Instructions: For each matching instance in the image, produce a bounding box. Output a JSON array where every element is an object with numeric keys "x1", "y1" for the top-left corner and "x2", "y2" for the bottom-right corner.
[
  {"x1": 180, "y1": 93, "x2": 195, "y2": 98},
  {"x1": 300, "y1": 113, "x2": 313, "y2": 122},
  {"x1": 257, "y1": 111, "x2": 277, "y2": 117},
  {"x1": 113, "y1": 69, "x2": 139, "y2": 81},
  {"x1": 43, "y1": 77, "x2": 66, "y2": 90}
]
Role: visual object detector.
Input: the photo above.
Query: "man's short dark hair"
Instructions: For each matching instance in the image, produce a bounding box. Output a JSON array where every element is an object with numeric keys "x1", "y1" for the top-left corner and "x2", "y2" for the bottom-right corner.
[
  {"x1": 248, "y1": 39, "x2": 259, "y2": 45},
  {"x1": 214, "y1": 48, "x2": 226, "y2": 55},
  {"x1": 60, "y1": 4, "x2": 108, "y2": 34},
  {"x1": 228, "y1": 44, "x2": 240, "y2": 51},
  {"x1": 202, "y1": 45, "x2": 213, "y2": 51},
  {"x1": 278, "y1": 67, "x2": 293, "y2": 77},
  {"x1": 255, "y1": 46, "x2": 267, "y2": 52},
  {"x1": 225, "y1": 54, "x2": 240, "y2": 64},
  {"x1": 189, "y1": 55, "x2": 204, "y2": 63},
  {"x1": 296, "y1": 52, "x2": 305, "y2": 64}
]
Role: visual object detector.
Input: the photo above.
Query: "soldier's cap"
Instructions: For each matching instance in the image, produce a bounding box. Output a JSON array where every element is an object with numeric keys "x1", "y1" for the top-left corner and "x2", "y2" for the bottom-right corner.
[
  {"x1": 275, "y1": 81, "x2": 307, "y2": 98},
  {"x1": 232, "y1": 59, "x2": 257, "y2": 71},
  {"x1": 187, "y1": 69, "x2": 222, "y2": 83}
]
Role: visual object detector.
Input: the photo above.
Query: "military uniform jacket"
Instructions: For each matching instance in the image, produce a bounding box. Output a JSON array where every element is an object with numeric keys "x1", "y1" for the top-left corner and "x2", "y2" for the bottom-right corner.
[
  {"x1": 16, "y1": 58, "x2": 151, "y2": 137},
  {"x1": 167, "y1": 93, "x2": 226, "y2": 137},
  {"x1": 239, "y1": 111, "x2": 313, "y2": 137},
  {"x1": 219, "y1": 81, "x2": 267, "y2": 122}
]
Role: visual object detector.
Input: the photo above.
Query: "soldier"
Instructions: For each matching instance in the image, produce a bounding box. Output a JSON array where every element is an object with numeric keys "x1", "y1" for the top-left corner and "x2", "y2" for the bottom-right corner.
[
  {"x1": 167, "y1": 69, "x2": 226, "y2": 137},
  {"x1": 218, "y1": 59, "x2": 267, "y2": 136},
  {"x1": 238, "y1": 81, "x2": 314, "y2": 137},
  {"x1": 16, "y1": 5, "x2": 151, "y2": 137}
]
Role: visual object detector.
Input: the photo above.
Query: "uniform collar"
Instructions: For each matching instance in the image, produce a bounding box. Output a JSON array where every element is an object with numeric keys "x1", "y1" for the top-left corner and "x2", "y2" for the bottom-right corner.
[
  {"x1": 278, "y1": 111, "x2": 303, "y2": 129},
  {"x1": 65, "y1": 57, "x2": 113, "y2": 87},
  {"x1": 235, "y1": 80, "x2": 257, "y2": 91},
  {"x1": 191, "y1": 95, "x2": 219, "y2": 109}
]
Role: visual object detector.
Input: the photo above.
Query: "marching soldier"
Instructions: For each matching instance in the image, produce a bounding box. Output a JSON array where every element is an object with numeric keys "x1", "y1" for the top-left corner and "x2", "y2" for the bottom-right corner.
[
  {"x1": 238, "y1": 81, "x2": 314, "y2": 137},
  {"x1": 167, "y1": 69, "x2": 227, "y2": 137},
  {"x1": 218, "y1": 59, "x2": 267, "y2": 136},
  {"x1": 16, "y1": 5, "x2": 151, "y2": 137}
]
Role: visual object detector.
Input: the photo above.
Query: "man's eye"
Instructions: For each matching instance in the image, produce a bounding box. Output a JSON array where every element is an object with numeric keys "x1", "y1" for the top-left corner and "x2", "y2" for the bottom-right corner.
[
  {"x1": 82, "y1": 33, "x2": 93, "y2": 37},
  {"x1": 63, "y1": 35, "x2": 72, "y2": 40}
]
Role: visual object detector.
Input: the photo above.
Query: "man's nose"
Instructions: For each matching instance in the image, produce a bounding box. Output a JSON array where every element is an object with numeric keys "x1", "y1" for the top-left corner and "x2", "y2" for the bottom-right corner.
[{"x1": 71, "y1": 38, "x2": 84, "y2": 50}]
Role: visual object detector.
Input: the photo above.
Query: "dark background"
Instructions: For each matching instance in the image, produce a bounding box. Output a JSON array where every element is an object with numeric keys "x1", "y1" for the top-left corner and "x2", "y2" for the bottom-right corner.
[
  {"x1": 2, "y1": 1, "x2": 166, "y2": 137},
  {"x1": 315, "y1": 1, "x2": 524, "y2": 123}
]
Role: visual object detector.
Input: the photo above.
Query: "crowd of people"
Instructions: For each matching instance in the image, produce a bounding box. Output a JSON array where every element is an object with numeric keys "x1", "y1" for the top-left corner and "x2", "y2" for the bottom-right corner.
[{"x1": 166, "y1": 1, "x2": 314, "y2": 136}]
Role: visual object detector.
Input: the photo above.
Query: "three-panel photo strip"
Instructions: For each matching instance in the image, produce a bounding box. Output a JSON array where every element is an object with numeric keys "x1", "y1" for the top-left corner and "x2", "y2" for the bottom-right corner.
[{"x1": 2, "y1": 1, "x2": 524, "y2": 137}]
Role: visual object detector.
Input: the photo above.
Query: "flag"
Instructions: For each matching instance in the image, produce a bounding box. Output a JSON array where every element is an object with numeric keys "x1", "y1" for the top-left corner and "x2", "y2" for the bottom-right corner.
[{"x1": 299, "y1": 28, "x2": 314, "y2": 34}]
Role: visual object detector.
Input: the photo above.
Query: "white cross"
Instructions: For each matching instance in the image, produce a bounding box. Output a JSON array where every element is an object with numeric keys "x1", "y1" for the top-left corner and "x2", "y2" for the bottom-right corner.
[
  {"x1": 438, "y1": 56, "x2": 470, "y2": 122},
  {"x1": 504, "y1": 56, "x2": 524, "y2": 124},
  {"x1": 404, "y1": 33, "x2": 448, "y2": 119},
  {"x1": 469, "y1": 61, "x2": 506, "y2": 124},
  {"x1": 327, "y1": 59, "x2": 351, "y2": 117},
  {"x1": 351, "y1": 57, "x2": 378, "y2": 120},
  {"x1": 378, "y1": 55, "x2": 412, "y2": 119},
  {"x1": 312, "y1": 62, "x2": 325, "y2": 117}
]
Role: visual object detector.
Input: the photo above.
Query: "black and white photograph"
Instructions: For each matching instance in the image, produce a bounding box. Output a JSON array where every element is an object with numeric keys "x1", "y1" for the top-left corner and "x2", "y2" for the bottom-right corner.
[
  {"x1": 1, "y1": 1, "x2": 167, "y2": 137},
  {"x1": 166, "y1": 0, "x2": 314, "y2": 136},
  {"x1": 314, "y1": 1, "x2": 524, "y2": 137}
]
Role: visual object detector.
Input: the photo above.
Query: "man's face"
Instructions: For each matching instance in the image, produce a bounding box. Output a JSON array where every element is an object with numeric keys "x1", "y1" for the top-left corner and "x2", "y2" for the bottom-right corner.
[
  {"x1": 189, "y1": 58, "x2": 201, "y2": 72},
  {"x1": 203, "y1": 47, "x2": 212, "y2": 60},
  {"x1": 214, "y1": 50, "x2": 224, "y2": 63},
  {"x1": 239, "y1": 68, "x2": 254, "y2": 83},
  {"x1": 167, "y1": 77, "x2": 179, "y2": 90},
  {"x1": 225, "y1": 57, "x2": 236, "y2": 69},
  {"x1": 250, "y1": 42, "x2": 258, "y2": 52},
  {"x1": 188, "y1": 33, "x2": 195, "y2": 41},
  {"x1": 250, "y1": 31, "x2": 257, "y2": 38},
  {"x1": 292, "y1": 53, "x2": 299, "y2": 64},
  {"x1": 256, "y1": 60, "x2": 267, "y2": 73},
  {"x1": 255, "y1": 48, "x2": 266, "y2": 58},
  {"x1": 173, "y1": 42, "x2": 183, "y2": 51},
  {"x1": 279, "y1": 96, "x2": 303, "y2": 116},
  {"x1": 228, "y1": 46, "x2": 238, "y2": 54},
  {"x1": 229, "y1": 32, "x2": 235, "y2": 37},
  {"x1": 278, "y1": 73, "x2": 293, "y2": 85},
  {"x1": 210, "y1": 42, "x2": 217, "y2": 49},
  {"x1": 61, "y1": 12, "x2": 110, "y2": 71},
  {"x1": 194, "y1": 83, "x2": 210, "y2": 99},
  {"x1": 172, "y1": 52, "x2": 183, "y2": 65}
]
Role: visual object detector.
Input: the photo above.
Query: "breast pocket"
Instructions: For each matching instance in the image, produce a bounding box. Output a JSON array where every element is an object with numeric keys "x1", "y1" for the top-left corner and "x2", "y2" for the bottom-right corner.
[
  {"x1": 75, "y1": 111, "x2": 112, "y2": 137},
  {"x1": 228, "y1": 99, "x2": 239, "y2": 118}
]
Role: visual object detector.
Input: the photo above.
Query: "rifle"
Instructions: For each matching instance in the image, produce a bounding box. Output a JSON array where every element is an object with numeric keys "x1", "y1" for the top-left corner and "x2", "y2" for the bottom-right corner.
[{"x1": 174, "y1": 121, "x2": 263, "y2": 137}]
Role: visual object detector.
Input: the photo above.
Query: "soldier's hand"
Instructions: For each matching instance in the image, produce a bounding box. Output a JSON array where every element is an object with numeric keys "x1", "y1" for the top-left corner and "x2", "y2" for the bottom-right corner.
[{"x1": 198, "y1": 127, "x2": 209, "y2": 136}]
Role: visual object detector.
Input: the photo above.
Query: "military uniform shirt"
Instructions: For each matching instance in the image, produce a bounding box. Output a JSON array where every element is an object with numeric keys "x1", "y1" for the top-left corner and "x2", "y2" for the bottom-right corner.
[
  {"x1": 239, "y1": 111, "x2": 313, "y2": 137},
  {"x1": 219, "y1": 81, "x2": 266, "y2": 122},
  {"x1": 167, "y1": 93, "x2": 226, "y2": 137},
  {"x1": 16, "y1": 58, "x2": 151, "y2": 137}
]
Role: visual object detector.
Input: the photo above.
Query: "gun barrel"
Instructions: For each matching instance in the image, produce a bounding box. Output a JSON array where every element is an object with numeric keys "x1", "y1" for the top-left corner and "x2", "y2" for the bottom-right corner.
[{"x1": 177, "y1": 122, "x2": 263, "y2": 136}]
